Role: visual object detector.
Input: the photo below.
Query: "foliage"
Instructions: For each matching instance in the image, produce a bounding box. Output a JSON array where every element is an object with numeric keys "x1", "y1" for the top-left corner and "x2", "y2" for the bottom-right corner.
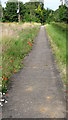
[
  {"x1": 2, "y1": 0, "x2": 45, "y2": 23},
  {"x1": 2, "y1": 1, "x2": 18, "y2": 22},
  {"x1": 45, "y1": 5, "x2": 68, "y2": 23},
  {"x1": 18, "y1": 2, "x2": 26, "y2": 22},
  {"x1": 2, "y1": 0, "x2": 68, "y2": 23},
  {"x1": 0, "y1": 2, "x2": 2, "y2": 21},
  {"x1": 46, "y1": 22, "x2": 66, "y2": 82},
  {"x1": 45, "y1": 8, "x2": 54, "y2": 23},
  {"x1": 53, "y1": 5, "x2": 68, "y2": 23},
  {"x1": 24, "y1": 2, "x2": 44, "y2": 23},
  {"x1": 2, "y1": 23, "x2": 40, "y2": 93},
  {"x1": 23, "y1": 2, "x2": 37, "y2": 22}
]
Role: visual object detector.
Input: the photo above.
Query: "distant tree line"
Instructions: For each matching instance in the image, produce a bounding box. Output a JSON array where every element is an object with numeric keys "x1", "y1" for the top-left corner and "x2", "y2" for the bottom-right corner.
[
  {"x1": 47, "y1": 5, "x2": 68, "y2": 23},
  {"x1": 0, "y1": 0, "x2": 68, "y2": 24}
]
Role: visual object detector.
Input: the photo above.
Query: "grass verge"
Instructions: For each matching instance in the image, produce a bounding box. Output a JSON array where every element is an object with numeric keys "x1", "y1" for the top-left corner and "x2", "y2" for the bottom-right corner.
[
  {"x1": 1, "y1": 22, "x2": 40, "y2": 93},
  {"x1": 46, "y1": 22, "x2": 66, "y2": 83}
]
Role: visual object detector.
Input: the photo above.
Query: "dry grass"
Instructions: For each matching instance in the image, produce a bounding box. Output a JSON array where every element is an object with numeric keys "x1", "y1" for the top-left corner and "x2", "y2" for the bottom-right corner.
[
  {"x1": 2, "y1": 22, "x2": 40, "y2": 52},
  {"x1": 0, "y1": 22, "x2": 40, "y2": 93}
]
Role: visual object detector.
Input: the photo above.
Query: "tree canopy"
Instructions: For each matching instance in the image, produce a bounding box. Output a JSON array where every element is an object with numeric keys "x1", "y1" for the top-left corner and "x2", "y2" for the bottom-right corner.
[
  {"x1": 1, "y1": 0, "x2": 68, "y2": 24},
  {"x1": 0, "y1": 2, "x2": 3, "y2": 21}
]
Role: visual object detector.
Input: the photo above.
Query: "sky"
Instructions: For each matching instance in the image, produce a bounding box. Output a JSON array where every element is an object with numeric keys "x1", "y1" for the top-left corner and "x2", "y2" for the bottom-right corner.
[{"x1": 1, "y1": 0, "x2": 61, "y2": 10}]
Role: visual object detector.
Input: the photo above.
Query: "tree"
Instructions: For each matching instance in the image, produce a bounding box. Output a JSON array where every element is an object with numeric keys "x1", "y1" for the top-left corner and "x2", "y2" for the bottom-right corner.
[
  {"x1": 2, "y1": 0, "x2": 18, "y2": 22},
  {"x1": 53, "y1": 5, "x2": 68, "y2": 22},
  {"x1": 0, "y1": 2, "x2": 3, "y2": 21},
  {"x1": 59, "y1": 5, "x2": 68, "y2": 22},
  {"x1": 44, "y1": 8, "x2": 54, "y2": 23},
  {"x1": 24, "y1": 2, "x2": 40, "y2": 22},
  {"x1": 2, "y1": 0, "x2": 46, "y2": 23},
  {"x1": 18, "y1": 2, "x2": 25, "y2": 22},
  {"x1": 45, "y1": 4, "x2": 68, "y2": 23}
]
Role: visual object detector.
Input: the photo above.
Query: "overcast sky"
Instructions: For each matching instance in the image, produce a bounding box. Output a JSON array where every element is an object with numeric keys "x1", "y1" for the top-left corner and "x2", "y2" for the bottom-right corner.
[{"x1": 1, "y1": 0, "x2": 61, "y2": 10}]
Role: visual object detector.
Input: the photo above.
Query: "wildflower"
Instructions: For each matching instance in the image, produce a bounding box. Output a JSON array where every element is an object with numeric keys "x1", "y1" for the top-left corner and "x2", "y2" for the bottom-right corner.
[
  {"x1": 0, "y1": 66, "x2": 1, "y2": 69},
  {"x1": 11, "y1": 60, "x2": 13, "y2": 63},
  {"x1": 31, "y1": 44, "x2": 32, "y2": 47},
  {"x1": 5, "y1": 77, "x2": 7, "y2": 81}
]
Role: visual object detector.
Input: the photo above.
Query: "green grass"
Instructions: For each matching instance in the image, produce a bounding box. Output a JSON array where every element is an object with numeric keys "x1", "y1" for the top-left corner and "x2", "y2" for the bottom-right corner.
[
  {"x1": 46, "y1": 22, "x2": 66, "y2": 83},
  {"x1": 2, "y1": 23, "x2": 40, "y2": 93}
]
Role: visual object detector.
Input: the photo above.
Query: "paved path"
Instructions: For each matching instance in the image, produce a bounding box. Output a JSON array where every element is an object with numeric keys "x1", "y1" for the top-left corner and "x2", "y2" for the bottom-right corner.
[{"x1": 3, "y1": 26, "x2": 66, "y2": 118}]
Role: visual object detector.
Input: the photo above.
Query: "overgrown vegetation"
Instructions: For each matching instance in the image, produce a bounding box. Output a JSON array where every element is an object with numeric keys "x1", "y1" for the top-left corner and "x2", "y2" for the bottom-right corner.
[
  {"x1": 46, "y1": 22, "x2": 66, "y2": 82},
  {"x1": 2, "y1": 23, "x2": 40, "y2": 93}
]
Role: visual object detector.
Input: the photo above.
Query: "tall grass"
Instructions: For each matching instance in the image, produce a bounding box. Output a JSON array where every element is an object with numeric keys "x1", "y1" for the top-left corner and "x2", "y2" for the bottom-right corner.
[
  {"x1": 46, "y1": 22, "x2": 66, "y2": 83},
  {"x1": 2, "y1": 22, "x2": 40, "y2": 93},
  {"x1": 0, "y1": 23, "x2": 2, "y2": 91}
]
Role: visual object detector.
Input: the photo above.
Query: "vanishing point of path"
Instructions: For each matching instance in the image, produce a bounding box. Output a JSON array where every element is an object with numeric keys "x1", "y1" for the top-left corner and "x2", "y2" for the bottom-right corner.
[{"x1": 3, "y1": 26, "x2": 66, "y2": 118}]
